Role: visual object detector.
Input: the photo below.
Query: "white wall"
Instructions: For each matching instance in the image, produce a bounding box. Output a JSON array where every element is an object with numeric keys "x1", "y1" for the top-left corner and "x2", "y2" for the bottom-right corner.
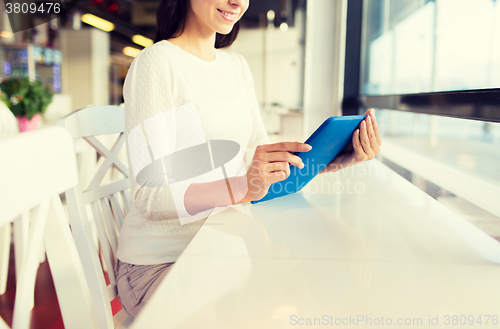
[
  {"x1": 229, "y1": 27, "x2": 302, "y2": 110},
  {"x1": 303, "y1": 0, "x2": 347, "y2": 136},
  {"x1": 232, "y1": 1, "x2": 348, "y2": 139},
  {"x1": 60, "y1": 28, "x2": 110, "y2": 111}
]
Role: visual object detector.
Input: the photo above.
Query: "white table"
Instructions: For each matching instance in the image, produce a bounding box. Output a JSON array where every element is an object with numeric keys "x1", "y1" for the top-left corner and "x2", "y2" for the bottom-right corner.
[{"x1": 131, "y1": 160, "x2": 500, "y2": 329}]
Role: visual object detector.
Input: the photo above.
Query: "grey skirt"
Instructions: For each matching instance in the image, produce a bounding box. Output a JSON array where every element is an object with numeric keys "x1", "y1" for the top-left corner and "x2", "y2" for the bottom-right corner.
[{"x1": 115, "y1": 259, "x2": 175, "y2": 319}]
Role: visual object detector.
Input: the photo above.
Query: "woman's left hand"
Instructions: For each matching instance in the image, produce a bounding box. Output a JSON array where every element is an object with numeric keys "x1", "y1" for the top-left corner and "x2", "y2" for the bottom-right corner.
[{"x1": 320, "y1": 109, "x2": 382, "y2": 174}]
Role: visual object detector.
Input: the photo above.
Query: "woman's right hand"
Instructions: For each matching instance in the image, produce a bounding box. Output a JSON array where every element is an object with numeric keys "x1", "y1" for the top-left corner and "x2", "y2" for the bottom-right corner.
[{"x1": 242, "y1": 142, "x2": 312, "y2": 203}]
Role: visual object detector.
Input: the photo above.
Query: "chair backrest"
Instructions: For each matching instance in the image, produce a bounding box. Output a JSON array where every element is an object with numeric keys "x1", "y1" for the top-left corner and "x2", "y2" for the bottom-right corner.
[
  {"x1": 0, "y1": 102, "x2": 18, "y2": 138},
  {"x1": 0, "y1": 127, "x2": 99, "y2": 329},
  {"x1": 58, "y1": 105, "x2": 131, "y2": 329}
]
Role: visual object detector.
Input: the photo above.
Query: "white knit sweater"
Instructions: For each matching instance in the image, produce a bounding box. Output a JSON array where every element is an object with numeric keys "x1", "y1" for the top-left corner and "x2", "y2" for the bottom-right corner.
[{"x1": 116, "y1": 40, "x2": 270, "y2": 265}]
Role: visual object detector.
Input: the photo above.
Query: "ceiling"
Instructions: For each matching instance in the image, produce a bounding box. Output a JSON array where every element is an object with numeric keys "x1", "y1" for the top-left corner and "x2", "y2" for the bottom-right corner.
[{"x1": 68, "y1": 0, "x2": 304, "y2": 54}]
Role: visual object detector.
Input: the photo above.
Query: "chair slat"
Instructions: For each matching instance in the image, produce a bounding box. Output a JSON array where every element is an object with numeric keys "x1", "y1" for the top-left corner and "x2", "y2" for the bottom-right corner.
[
  {"x1": 111, "y1": 133, "x2": 127, "y2": 172},
  {"x1": 109, "y1": 194, "x2": 124, "y2": 230},
  {"x1": 84, "y1": 135, "x2": 129, "y2": 190},
  {"x1": 85, "y1": 204, "x2": 101, "y2": 249},
  {"x1": 83, "y1": 179, "x2": 130, "y2": 205},
  {"x1": 13, "y1": 212, "x2": 29, "y2": 279},
  {"x1": 0, "y1": 224, "x2": 11, "y2": 295},
  {"x1": 87, "y1": 155, "x2": 114, "y2": 192},
  {"x1": 100, "y1": 197, "x2": 119, "y2": 257},
  {"x1": 14, "y1": 211, "x2": 35, "y2": 310},
  {"x1": 90, "y1": 201, "x2": 116, "y2": 288},
  {"x1": 45, "y1": 196, "x2": 99, "y2": 329},
  {"x1": 66, "y1": 188, "x2": 115, "y2": 329},
  {"x1": 121, "y1": 190, "x2": 131, "y2": 215},
  {"x1": 108, "y1": 283, "x2": 118, "y2": 301},
  {"x1": 57, "y1": 105, "x2": 125, "y2": 138},
  {"x1": 12, "y1": 201, "x2": 50, "y2": 329}
]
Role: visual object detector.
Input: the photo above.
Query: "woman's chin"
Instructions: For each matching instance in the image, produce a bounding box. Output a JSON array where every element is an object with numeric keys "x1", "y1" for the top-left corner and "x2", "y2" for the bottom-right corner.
[{"x1": 215, "y1": 25, "x2": 236, "y2": 35}]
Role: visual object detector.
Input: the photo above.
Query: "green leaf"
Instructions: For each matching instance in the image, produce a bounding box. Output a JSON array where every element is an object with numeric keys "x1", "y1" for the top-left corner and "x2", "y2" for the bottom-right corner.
[{"x1": 0, "y1": 76, "x2": 53, "y2": 119}]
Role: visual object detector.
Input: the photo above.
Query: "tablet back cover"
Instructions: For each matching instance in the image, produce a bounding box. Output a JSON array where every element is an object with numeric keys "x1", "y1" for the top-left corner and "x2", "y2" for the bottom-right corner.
[{"x1": 251, "y1": 115, "x2": 367, "y2": 204}]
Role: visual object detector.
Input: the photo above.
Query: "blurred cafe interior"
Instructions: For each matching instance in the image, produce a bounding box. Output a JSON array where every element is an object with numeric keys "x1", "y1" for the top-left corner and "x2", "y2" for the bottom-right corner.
[{"x1": 0, "y1": 0, "x2": 500, "y2": 328}]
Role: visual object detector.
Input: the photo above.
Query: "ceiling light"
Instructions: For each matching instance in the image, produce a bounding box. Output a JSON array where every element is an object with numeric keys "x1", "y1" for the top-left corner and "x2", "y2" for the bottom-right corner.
[
  {"x1": 132, "y1": 35, "x2": 153, "y2": 47},
  {"x1": 267, "y1": 10, "x2": 275, "y2": 21},
  {"x1": 123, "y1": 47, "x2": 141, "y2": 58},
  {"x1": 0, "y1": 31, "x2": 14, "y2": 38},
  {"x1": 81, "y1": 13, "x2": 114, "y2": 32}
]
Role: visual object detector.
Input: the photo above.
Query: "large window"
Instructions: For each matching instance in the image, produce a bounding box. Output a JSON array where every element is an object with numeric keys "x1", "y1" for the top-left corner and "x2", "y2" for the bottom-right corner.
[
  {"x1": 362, "y1": 0, "x2": 500, "y2": 94},
  {"x1": 358, "y1": 0, "x2": 500, "y2": 241}
]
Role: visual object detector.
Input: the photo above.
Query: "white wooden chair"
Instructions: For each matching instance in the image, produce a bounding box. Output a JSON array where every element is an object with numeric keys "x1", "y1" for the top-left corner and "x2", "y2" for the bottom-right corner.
[
  {"x1": 57, "y1": 105, "x2": 133, "y2": 329},
  {"x1": 0, "y1": 126, "x2": 99, "y2": 329},
  {"x1": 0, "y1": 102, "x2": 19, "y2": 296},
  {"x1": 0, "y1": 101, "x2": 18, "y2": 138}
]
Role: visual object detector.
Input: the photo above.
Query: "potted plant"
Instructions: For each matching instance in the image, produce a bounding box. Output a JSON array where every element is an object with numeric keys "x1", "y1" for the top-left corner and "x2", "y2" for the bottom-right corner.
[{"x1": 0, "y1": 76, "x2": 54, "y2": 132}]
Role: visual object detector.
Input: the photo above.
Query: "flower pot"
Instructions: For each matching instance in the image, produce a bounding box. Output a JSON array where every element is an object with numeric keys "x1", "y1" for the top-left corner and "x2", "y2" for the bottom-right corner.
[{"x1": 17, "y1": 114, "x2": 41, "y2": 132}]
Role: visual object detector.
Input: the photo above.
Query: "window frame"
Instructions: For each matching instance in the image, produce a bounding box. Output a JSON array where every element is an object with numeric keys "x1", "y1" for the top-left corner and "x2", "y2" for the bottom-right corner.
[{"x1": 344, "y1": 0, "x2": 500, "y2": 123}]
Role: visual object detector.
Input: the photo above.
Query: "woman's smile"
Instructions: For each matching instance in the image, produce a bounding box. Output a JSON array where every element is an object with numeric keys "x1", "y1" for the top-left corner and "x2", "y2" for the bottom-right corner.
[
  {"x1": 217, "y1": 8, "x2": 239, "y2": 22},
  {"x1": 186, "y1": 0, "x2": 249, "y2": 35}
]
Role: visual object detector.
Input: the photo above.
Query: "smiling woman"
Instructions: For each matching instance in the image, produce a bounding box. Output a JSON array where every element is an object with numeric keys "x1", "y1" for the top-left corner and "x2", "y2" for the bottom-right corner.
[
  {"x1": 189, "y1": 0, "x2": 246, "y2": 29},
  {"x1": 154, "y1": 0, "x2": 246, "y2": 52},
  {"x1": 116, "y1": 0, "x2": 380, "y2": 321},
  {"x1": 116, "y1": 0, "x2": 281, "y2": 320},
  {"x1": 217, "y1": 8, "x2": 240, "y2": 22}
]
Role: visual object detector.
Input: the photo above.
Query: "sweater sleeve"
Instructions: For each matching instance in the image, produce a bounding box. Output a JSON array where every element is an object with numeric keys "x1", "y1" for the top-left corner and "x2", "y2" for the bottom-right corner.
[
  {"x1": 235, "y1": 54, "x2": 271, "y2": 167},
  {"x1": 124, "y1": 46, "x2": 189, "y2": 222}
]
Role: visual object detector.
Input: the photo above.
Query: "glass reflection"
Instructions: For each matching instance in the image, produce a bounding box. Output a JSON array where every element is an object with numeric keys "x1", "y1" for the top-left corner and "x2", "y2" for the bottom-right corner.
[{"x1": 363, "y1": 0, "x2": 500, "y2": 94}]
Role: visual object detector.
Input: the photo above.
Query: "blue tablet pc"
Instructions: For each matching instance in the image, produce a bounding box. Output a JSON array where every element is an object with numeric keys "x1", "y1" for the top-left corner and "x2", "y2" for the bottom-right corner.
[{"x1": 251, "y1": 115, "x2": 367, "y2": 204}]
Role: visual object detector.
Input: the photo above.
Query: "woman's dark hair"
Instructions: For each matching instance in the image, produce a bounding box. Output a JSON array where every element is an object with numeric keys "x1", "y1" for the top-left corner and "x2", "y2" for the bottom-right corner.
[{"x1": 154, "y1": 0, "x2": 240, "y2": 48}]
